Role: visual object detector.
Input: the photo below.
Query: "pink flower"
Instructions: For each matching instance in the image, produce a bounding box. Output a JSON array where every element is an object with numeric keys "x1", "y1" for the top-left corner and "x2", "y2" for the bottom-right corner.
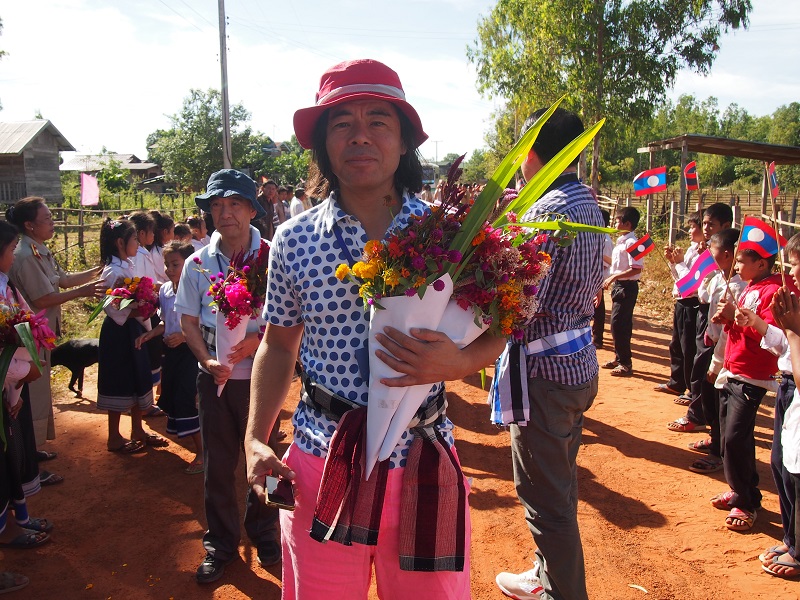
[{"x1": 432, "y1": 279, "x2": 445, "y2": 292}]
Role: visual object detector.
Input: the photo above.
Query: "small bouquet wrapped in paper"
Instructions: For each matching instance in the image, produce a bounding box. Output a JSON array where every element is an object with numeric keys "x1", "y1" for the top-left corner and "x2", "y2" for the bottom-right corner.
[
  {"x1": 194, "y1": 240, "x2": 270, "y2": 395},
  {"x1": 88, "y1": 276, "x2": 159, "y2": 323}
]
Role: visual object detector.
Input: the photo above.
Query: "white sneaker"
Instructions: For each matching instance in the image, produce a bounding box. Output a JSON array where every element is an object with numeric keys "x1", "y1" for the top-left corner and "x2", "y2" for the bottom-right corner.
[{"x1": 495, "y1": 567, "x2": 545, "y2": 600}]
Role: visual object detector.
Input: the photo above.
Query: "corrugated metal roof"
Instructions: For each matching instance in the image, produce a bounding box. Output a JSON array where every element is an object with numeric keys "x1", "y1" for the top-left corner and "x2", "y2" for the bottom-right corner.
[
  {"x1": 60, "y1": 154, "x2": 159, "y2": 172},
  {"x1": 639, "y1": 134, "x2": 800, "y2": 165},
  {"x1": 0, "y1": 120, "x2": 76, "y2": 155}
]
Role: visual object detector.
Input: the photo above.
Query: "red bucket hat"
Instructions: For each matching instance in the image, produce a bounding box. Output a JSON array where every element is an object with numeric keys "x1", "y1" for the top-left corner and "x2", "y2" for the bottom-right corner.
[{"x1": 293, "y1": 59, "x2": 428, "y2": 150}]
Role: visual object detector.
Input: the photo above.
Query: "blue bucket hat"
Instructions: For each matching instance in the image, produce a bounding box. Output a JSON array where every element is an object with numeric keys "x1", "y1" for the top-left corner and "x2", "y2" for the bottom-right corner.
[{"x1": 195, "y1": 169, "x2": 266, "y2": 218}]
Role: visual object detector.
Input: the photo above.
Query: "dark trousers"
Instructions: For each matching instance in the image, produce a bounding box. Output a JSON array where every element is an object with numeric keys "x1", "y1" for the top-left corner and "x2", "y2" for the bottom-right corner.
[
  {"x1": 704, "y1": 386, "x2": 723, "y2": 458},
  {"x1": 720, "y1": 379, "x2": 767, "y2": 512},
  {"x1": 667, "y1": 299, "x2": 699, "y2": 393},
  {"x1": 198, "y1": 373, "x2": 279, "y2": 561},
  {"x1": 793, "y1": 472, "x2": 800, "y2": 560},
  {"x1": 610, "y1": 280, "x2": 638, "y2": 367},
  {"x1": 773, "y1": 376, "x2": 797, "y2": 552},
  {"x1": 592, "y1": 293, "x2": 605, "y2": 347},
  {"x1": 687, "y1": 304, "x2": 712, "y2": 426}
]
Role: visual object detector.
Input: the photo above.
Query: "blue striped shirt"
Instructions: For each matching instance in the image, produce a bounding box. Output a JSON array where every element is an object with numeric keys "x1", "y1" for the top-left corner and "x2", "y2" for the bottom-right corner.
[{"x1": 521, "y1": 178, "x2": 604, "y2": 385}]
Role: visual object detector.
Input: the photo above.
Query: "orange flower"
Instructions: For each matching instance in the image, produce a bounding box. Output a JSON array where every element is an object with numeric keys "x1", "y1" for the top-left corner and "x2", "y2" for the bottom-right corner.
[{"x1": 471, "y1": 230, "x2": 486, "y2": 246}]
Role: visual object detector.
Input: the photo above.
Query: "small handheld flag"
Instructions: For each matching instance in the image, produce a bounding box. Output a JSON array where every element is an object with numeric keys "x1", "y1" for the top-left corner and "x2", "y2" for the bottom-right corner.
[
  {"x1": 627, "y1": 233, "x2": 655, "y2": 260},
  {"x1": 684, "y1": 161, "x2": 699, "y2": 191},
  {"x1": 633, "y1": 166, "x2": 667, "y2": 196},
  {"x1": 676, "y1": 249, "x2": 718, "y2": 298},
  {"x1": 769, "y1": 162, "x2": 780, "y2": 199},
  {"x1": 739, "y1": 216, "x2": 787, "y2": 258},
  {"x1": 80, "y1": 173, "x2": 100, "y2": 206}
]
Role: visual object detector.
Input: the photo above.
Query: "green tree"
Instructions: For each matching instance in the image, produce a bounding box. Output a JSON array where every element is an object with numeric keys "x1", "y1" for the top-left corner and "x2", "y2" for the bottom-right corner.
[
  {"x1": 95, "y1": 149, "x2": 131, "y2": 193},
  {"x1": 461, "y1": 149, "x2": 490, "y2": 183},
  {"x1": 146, "y1": 89, "x2": 255, "y2": 191},
  {"x1": 769, "y1": 103, "x2": 800, "y2": 192},
  {"x1": 467, "y1": 0, "x2": 752, "y2": 189}
]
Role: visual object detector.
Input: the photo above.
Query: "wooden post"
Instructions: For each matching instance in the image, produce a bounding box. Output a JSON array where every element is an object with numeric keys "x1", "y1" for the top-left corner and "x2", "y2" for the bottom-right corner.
[
  {"x1": 78, "y1": 208, "x2": 84, "y2": 248},
  {"x1": 779, "y1": 209, "x2": 791, "y2": 238},
  {"x1": 792, "y1": 197, "x2": 798, "y2": 224},
  {"x1": 761, "y1": 171, "x2": 769, "y2": 217},
  {"x1": 669, "y1": 196, "x2": 678, "y2": 246},
  {"x1": 732, "y1": 205, "x2": 741, "y2": 228},
  {"x1": 646, "y1": 195, "x2": 653, "y2": 232},
  {"x1": 680, "y1": 140, "x2": 688, "y2": 225}
]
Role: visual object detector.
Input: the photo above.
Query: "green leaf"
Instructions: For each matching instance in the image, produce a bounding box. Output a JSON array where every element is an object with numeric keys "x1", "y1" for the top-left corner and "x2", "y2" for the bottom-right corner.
[
  {"x1": 14, "y1": 322, "x2": 43, "y2": 372},
  {"x1": 119, "y1": 298, "x2": 135, "y2": 310},
  {"x1": 516, "y1": 220, "x2": 619, "y2": 234},
  {"x1": 87, "y1": 296, "x2": 112, "y2": 324},
  {"x1": 495, "y1": 118, "x2": 606, "y2": 226}
]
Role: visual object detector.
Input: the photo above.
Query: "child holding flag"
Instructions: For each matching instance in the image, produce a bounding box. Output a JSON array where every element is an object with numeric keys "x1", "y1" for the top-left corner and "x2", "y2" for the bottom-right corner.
[
  {"x1": 709, "y1": 219, "x2": 787, "y2": 531},
  {"x1": 603, "y1": 207, "x2": 644, "y2": 376}
]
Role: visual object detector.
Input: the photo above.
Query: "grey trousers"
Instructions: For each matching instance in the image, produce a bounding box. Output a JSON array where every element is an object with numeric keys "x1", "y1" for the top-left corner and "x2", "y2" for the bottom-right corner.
[
  {"x1": 197, "y1": 372, "x2": 279, "y2": 561},
  {"x1": 510, "y1": 375, "x2": 598, "y2": 600}
]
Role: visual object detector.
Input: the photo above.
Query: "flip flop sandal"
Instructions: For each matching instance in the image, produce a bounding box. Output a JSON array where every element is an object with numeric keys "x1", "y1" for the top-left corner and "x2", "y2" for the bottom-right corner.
[
  {"x1": 762, "y1": 555, "x2": 800, "y2": 578},
  {"x1": 688, "y1": 456, "x2": 723, "y2": 474},
  {"x1": 609, "y1": 365, "x2": 632, "y2": 377},
  {"x1": 39, "y1": 471, "x2": 64, "y2": 486},
  {"x1": 687, "y1": 438, "x2": 712, "y2": 453},
  {"x1": 725, "y1": 507, "x2": 756, "y2": 531},
  {"x1": 108, "y1": 440, "x2": 146, "y2": 454},
  {"x1": 184, "y1": 461, "x2": 204, "y2": 475},
  {"x1": 760, "y1": 544, "x2": 790, "y2": 565},
  {"x1": 0, "y1": 571, "x2": 29, "y2": 594},
  {"x1": 21, "y1": 517, "x2": 53, "y2": 533},
  {"x1": 674, "y1": 395, "x2": 692, "y2": 406},
  {"x1": 35, "y1": 450, "x2": 57, "y2": 462},
  {"x1": 0, "y1": 530, "x2": 50, "y2": 549},
  {"x1": 140, "y1": 434, "x2": 169, "y2": 448},
  {"x1": 654, "y1": 383, "x2": 681, "y2": 395},
  {"x1": 601, "y1": 360, "x2": 619, "y2": 369},
  {"x1": 710, "y1": 490, "x2": 735, "y2": 509},
  {"x1": 667, "y1": 417, "x2": 707, "y2": 433}
]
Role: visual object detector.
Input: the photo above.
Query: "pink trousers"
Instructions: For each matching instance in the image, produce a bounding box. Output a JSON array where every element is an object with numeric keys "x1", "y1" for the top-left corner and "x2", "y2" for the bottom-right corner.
[{"x1": 279, "y1": 443, "x2": 472, "y2": 600}]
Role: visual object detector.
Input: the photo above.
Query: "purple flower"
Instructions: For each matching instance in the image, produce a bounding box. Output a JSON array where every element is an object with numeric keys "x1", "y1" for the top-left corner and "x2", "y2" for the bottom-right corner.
[
  {"x1": 411, "y1": 255, "x2": 425, "y2": 270},
  {"x1": 432, "y1": 279, "x2": 445, "y2": 292},
  {"x1": 193, "y1": 257, "x2": 202, "y2": 264},
  {"x1": 447, "y1": 250, "x2": 462, "y2": 263},
  {"x1": 243, "y1": 265, "x2": 251, "y2": 273},
  {"x1": 210, "y1": 276, "x2": 216, "y2": 281},
  {"x1": 405, "y1": 288, "x2": 417, "y2": 297}
]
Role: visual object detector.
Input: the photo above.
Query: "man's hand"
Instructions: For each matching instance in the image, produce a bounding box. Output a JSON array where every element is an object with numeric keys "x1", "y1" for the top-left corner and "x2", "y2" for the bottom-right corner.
[
  {"x1": 203, "y1": 359, "x2": 232, "y2": 385},
  {"x1": 134, "y1": 331, "x2": 152, "y2": 349},
  {"x1": 19, "y1": 362, "x2": 42, "y2": 385},
  {"x1": 593, "y1": 289, "x2": 603, "y2": 308},
  {"x1": 602, "y1": 275, "x2": 616, "y2": 290},
  {"x1": 246, "y1": 438, "x2": 295, "y2": 504},
  {"x1": 375, "y1": 327, "x2": 466, "y2": 387},
  {"x1": 164, "y1": 332, "x2": 185, "y2": 348},
  {"x1": 227, "y1": 331, "x2": 261, "y2": 365}
]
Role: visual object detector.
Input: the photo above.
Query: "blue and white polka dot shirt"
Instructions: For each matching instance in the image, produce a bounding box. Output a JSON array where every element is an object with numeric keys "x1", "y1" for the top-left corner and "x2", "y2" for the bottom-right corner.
[{"x1": 265, "y1": 190, "x2": 452, "y2": 468}]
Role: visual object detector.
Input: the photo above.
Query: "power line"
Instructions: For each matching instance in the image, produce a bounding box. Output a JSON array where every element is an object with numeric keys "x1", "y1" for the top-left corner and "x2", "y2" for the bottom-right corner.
[{"x1": 155, "y1": 0, "x2": 204, "y2": 32}]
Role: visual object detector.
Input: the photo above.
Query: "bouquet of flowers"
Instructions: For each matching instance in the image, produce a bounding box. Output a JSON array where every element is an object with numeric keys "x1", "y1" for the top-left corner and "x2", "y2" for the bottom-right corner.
[
  {"x1": 193, "y1": 239, "x2": 270, "y2": 395},
  {"x1": 88, "y1": 276, "x2": 159, "y2": 323},
  {"x1": 336, "y1": 97, "x2": 610, "y2": 477}
]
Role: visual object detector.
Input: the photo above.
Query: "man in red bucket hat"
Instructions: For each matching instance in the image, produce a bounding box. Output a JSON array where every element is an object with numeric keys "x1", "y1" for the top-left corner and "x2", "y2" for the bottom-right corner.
[{"x1": 245, "y1": 59, "x2": 505, "y2": 599}]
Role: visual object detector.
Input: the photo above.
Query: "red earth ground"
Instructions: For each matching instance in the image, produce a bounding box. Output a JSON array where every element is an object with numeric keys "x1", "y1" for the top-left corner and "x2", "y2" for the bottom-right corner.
[{"x1": 4, "y1": 307, "x2": 800, "y2": 599}]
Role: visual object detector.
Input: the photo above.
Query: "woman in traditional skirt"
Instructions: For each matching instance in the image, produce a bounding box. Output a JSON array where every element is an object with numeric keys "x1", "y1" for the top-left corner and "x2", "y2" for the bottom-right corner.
[
  {"x1": 97, "y1": 219, "x2": 168, "y2": 454},
  {"x1": 135, "y1": 241, "x2": 201, "y2": 473}
]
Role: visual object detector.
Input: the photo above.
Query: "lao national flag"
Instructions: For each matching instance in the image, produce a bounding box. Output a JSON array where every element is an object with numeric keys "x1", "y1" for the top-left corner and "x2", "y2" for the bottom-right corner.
[
  {"x1": 80, "y1": 173, "x2": 99, "y2": 206},
  {"x1": 684, "y1": 161, "x2": 699, "y2": 191},
  {"x1": 633, "y1": 166, "x2": 667, "y2": 196},
  {"x1": 739, "y1": 216, "x2": 787, "y2": 258},
  {"x1": 676, "y1": 249, "x2": 717, "y2": 298},
  {"x1": 626, "y1": 233, "x2": 655, "y2": 259},
  {"x1": 769, "y1": 162, "x2": 780, "y2": 199}
]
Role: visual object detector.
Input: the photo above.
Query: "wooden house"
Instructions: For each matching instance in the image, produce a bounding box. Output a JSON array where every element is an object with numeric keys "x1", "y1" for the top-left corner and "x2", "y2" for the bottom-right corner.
[{"x1": 0, "y1": 120, "x2": 75, "y2": 204}]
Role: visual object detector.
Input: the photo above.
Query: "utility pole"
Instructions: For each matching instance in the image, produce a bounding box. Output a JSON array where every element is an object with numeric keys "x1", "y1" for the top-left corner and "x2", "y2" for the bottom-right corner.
[
  {"x1": 432, "y1": 140, "x2": 443, "y2": 163},
  {"x1": 218, "y1": 0, "x2": 232, "y2": 169}
]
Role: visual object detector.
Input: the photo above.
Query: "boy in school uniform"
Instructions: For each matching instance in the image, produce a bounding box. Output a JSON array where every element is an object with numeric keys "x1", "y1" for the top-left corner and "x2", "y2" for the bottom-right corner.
[
  {"x1": 602, "y1": 207, "x2": 642, "y2": 377},
  {"x1": 709, "y1": 246, "x2": 786, "y2": 531}
]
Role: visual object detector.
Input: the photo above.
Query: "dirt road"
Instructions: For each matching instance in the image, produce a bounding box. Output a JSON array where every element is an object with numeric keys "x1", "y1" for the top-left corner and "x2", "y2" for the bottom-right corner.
[{"x1": 6, "y1": 310, "x2": 799, "y2": 599}]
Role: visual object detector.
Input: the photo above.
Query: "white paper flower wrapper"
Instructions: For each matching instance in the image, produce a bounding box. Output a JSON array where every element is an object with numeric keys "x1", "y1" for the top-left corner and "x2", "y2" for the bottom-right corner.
[
  {"x1": 376, "y1": 299, "x2": 489, "y2": 462},
  {"x1": 365, "y1": 274, "x2": 454, "y2": 479},
  {"x1": 4, "y1": 383, "x2": 21, "y2": 409},
  {"x1": 215, "y1": 312, "x2": 249, "y2": 396}
]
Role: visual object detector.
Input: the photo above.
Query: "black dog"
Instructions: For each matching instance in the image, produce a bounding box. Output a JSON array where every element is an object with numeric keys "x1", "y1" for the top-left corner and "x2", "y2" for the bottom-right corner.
[{"x1": 50, "y1": 339, "x2": 99, "y2": 398}]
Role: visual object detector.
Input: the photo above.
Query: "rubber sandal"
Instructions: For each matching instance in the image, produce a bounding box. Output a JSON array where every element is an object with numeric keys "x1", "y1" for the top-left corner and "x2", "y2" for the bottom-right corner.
[
  {"x1": 674, "y1": 394, "x2": 691, "y2": 406},
  {"x1": 601, "y1": 360, "x2": 619, "y2": 369},
  {"x1": 725, "y1": 507, "x2": 756, "y2": 531},
  {"x1": 654, "y1": 383, "x2": 681, "y2": 395},
  {"x1": 609, "y1": 364, "x2": 632, "y2": 377},
  {"x1": 667, "y1": 417, "x2": 707, "y2": 433},
  {"x1": 687, "y1": 438, "x2": 712, "y2": 453},
  {"x1": 760, "y1": 544, "x2": 790, "y2": 565},
  {"x1": 139, "y1": 434, "x2": 169, "y2": 448},
  {"x1": 108, "y1": 439, "x2": 146, "y2": 454},
  {"x1": 21, "y1": 517, "x2": 53, "y2": 533},
  {"x1": 0, "y1": 530, "x2": 50, "y2": 549},
  {"x1": 145, "y1": 406, "x2": 167, "y2": 417},
  {"x1": 35, "y1": 450, "x2": 57, "y2": 462},
  {"x1": 39, "y1": 470, "x2": 64, "y2": 486},
  {"x1": 762, "y1": 554, "x2": 800, "y2": 578},
  {"x1": 688, "y1": 456, "x2": 723, "y2": 474},
  {"x1": 710, "y1": 490, "x2": 735, "y2": 509},
  {"x1": 0, "y1": 571, "x2": 29, "y2": 594},
  {"x1": 184, "y1": 461, "x2": 204, "y2": 475}
]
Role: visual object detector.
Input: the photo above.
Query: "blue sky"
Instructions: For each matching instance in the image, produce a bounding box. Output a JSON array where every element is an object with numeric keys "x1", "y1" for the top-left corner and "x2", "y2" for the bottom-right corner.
[{"x1": 1, "y1": 0, "x2": 798, "y2": 163}]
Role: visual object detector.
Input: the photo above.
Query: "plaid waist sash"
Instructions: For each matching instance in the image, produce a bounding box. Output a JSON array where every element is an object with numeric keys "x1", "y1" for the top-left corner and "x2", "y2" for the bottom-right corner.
[
  {"x1": 199, "y1": 324, "x2": 216, "y2": 354},
  {"x1": 303, "y1": 373, "x2": 466, "y2": 572},
  {"x1": 488, "y1": 327, "x2": 592, "y2": 425}
]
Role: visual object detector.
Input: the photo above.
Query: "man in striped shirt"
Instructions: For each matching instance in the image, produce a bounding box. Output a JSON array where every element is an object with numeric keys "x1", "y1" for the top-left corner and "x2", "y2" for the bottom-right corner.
[{"x1": 495, "y1": 109, "x2": 604, "y2": 600}]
